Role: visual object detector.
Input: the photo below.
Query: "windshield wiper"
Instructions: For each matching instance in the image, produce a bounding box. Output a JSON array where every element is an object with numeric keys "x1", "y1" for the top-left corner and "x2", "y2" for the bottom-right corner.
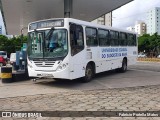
[{"x1": 45, "y1": 27, "x2": 55, "y2": 40}]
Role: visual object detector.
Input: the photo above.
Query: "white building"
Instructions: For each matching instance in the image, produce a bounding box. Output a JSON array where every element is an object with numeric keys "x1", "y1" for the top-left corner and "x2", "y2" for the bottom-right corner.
[
  {"x1": 135, "y1": 21, "x2": 146, "y2": 36},
  {"x1": 146, "y1": 7, "x2": 160, "y2": 35},
  {"x1": 126, "y1": 21, "x2": 146, "y2": 36},
  {"x1": 126, "y1": 26, "x2": 135, "y2": 32},
  {"x1": 92, "y1": 12, "x2": 112, "y2": 26}
]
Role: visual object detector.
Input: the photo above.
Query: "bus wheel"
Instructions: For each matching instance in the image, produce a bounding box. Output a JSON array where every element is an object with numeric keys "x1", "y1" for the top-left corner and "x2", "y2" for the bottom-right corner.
[
  {"x1": 120, "y1": 59, "x2": 127, "y2": 72},
  {"x1": 82, "y1": 64, "x2": 94, "y2": 83}
]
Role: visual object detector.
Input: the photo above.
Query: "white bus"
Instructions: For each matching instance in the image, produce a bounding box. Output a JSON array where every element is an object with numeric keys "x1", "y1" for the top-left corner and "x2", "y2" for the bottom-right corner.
[{"x1": 27, "y1": 18, "x2": 137, "y2": 82}]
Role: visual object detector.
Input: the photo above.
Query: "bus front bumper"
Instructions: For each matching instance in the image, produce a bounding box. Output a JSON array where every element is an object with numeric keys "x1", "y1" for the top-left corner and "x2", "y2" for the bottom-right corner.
[{"x1": 28, "y1": 66, "x2": 70, "y2": 79}]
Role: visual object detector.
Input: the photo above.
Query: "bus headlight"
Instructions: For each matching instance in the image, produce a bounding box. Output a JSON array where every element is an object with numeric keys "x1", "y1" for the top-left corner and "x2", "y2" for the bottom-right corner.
[
  {"x1": 62, "y1": 64, "x2": 66, "y2": 68},
  {"x1": 28, "y1": 63, "x2": 33, "y2": 68},
  {"x1": 57, "y1": 63, "x2": 68, "y2": 71}
]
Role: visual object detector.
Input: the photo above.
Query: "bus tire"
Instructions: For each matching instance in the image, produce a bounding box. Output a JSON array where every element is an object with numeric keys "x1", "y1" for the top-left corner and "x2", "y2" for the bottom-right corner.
[
  {"x1": 54, "y1": 78, "x2": 62, "y2": 81},
  {"x1": 82, "y1": 64, "x2": 94, "y2": 83},
  {"x1": 120, "y1": 59, "x2": 127, "y2": 73}
]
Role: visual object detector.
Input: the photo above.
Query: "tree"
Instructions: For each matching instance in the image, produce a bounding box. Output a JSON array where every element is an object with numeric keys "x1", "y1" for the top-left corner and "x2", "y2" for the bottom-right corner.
[
  {"x1": 0, "y1": 35, "x2": 9, "y2": 51},
  {"x1": 0, "y1": 35, "x2": 28, "y2": 56},
  {"x1": 138, "y1": 33, "x2": 160, "y2": 57},
  {"x1": 138, "y1": 34, "x2": 150, "y2": 53}
]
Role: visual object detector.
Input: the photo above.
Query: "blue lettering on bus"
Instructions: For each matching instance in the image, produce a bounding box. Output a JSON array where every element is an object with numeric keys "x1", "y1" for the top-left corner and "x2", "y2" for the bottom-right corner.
[
  {"x1": 102, "y1": 48, "x2": 119, "y2": 53},
  {"x1": 102, "y1": 54, "x2": 106, "y2": 58},
  {"x1": 107, "y1": 53, "x2": 122, "y2": 58},
  {"x1": 122, "y1": 53, "x2": 127, "y2": 56},
  {"x1": 101, "y1": 47, "x2": 128, "y2": 59},
  {"x1": 119, "y1": 48, "x2": 127, "y2": 52},
  {"x1": 102, "y1": 48, "x2": 127, "y2": 53}
]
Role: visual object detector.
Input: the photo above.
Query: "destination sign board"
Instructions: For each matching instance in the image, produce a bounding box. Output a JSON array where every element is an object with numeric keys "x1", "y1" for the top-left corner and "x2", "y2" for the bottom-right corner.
[{"x1": 29, "y1": 19, "x2": 64, "y2": 30}]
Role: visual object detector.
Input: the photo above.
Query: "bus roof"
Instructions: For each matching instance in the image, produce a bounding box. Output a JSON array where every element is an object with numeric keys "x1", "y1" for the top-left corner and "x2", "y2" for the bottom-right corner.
[
  {"x1": 67, "y1": 18, "x2": 137, "y2": 34},
  {"x1": 28, "y1": 18, "x2": 137, "y2": 35}
]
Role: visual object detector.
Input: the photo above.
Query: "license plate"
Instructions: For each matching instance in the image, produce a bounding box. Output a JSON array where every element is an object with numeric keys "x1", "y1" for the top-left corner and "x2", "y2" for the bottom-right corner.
[{"x1": 41, "y1": 73, "x2": 53, "y2": 77}]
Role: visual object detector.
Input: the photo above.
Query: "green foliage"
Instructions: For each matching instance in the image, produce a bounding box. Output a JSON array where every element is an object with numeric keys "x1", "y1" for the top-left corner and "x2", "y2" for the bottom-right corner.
[
  {"x1": 0, "y1": 35, "x2": 8, "y2": 50},
  {"x1": 138, "y1": 33, "x2": 160, "y2": 56},
  {"x1": 0, "y1": 35, "x2": 28, "y2": 56}
]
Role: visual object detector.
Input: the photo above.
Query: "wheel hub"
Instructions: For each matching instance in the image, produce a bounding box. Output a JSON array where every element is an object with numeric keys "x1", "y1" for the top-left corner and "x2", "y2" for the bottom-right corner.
[{"x1": 86, "y1": 68, "x2": 92, "y2": 79}]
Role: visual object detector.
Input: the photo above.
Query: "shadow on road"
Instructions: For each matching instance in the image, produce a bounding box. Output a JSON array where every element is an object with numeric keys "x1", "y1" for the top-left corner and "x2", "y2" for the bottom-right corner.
[{"x1": 33, "y1": 70, "x2": 127, "y2": 89}]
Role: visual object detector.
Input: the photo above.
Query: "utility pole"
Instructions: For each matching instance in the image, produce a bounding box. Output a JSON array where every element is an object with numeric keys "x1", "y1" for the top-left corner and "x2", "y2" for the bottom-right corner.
[
  {"x1": 64, "y1": 0, "x2": 73, "y2": 18},
  {"x1": 20, "y1": 28, "x2": 24, "y2": 47}
]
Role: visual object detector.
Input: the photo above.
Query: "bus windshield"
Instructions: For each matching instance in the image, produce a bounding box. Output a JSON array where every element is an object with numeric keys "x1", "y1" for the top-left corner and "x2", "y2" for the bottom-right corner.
[{"x1": 28, "y1": 29, "x2": 68, "y2": 60}]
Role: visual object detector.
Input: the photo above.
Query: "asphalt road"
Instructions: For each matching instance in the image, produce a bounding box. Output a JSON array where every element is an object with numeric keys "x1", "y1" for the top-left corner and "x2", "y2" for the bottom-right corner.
[
  {"x1": 129, "y1": 62, "x2": 160, "y2": 72},
  {"x1": 0, "y1": 62, "x2": 160, "y2": 98}
]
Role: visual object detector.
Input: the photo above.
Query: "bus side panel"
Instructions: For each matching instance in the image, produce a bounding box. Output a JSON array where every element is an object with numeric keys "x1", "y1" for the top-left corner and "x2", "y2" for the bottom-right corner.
[
  {"x1": 127, "y1": 46, "x2": 137, "y2": 65},
  {"x1": 86, "y1": 47, "x2": 103, "y2": 74},
  {"x1": 70, "y1": 50, "x2": 86, "y2": 79},
  {"x1": 98, "y1": 47, "x2": 122, "y2": 72},
  {"x1": 96, "y1": 60, "x2": 112, "y2": 73}
]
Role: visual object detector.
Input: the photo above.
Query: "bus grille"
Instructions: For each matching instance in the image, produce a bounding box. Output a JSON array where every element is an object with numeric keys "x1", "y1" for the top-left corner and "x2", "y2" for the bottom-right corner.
[{"x1": 34, "y1": 61, "x2": 55, "y2": 67}]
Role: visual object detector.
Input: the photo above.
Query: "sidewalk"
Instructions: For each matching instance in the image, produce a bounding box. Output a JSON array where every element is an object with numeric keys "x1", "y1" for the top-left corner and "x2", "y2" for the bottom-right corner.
[{"x1": 0, "y1": 85, "x2": 160, "y2": 120}]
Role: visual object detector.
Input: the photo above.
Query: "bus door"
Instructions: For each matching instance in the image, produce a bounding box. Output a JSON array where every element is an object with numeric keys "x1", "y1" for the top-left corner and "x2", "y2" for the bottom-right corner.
[{"x1": 69, "y1": 23, "x2": 85, "y2": 79}]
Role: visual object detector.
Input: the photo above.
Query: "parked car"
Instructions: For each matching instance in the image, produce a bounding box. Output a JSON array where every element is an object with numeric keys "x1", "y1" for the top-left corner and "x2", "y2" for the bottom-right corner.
[
  {"x1": 0, "y1": 51, "x2": 7, "y2": 60},
  {"x1": 157, "y1": 55, "x2": 160, "y2": 58},
  {"x1": 10, "y1": 53, "x2": 16, "y2": 65},
  {"x1": 0, "y1": 56, "x2": 6, "y2": 67},
  {"x1": 138, "y1": 53, "x2": 147, "y2": 58}
]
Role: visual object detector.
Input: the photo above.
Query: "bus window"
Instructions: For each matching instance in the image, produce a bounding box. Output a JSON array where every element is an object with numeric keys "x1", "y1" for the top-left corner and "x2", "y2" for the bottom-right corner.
[
  {"x1": 70, "y1": 24, "x2": 84, "y2": 56},
  {"x1": 86, "y1": 27, "x2": 98, "y2": 46},
  {"x1": 98, "y1": 29, "x2": 110, "y2": 46},
  {"x1": 119, "y1": 32, "x2": 127, "y2": 46},
  {"x1": 128, "y1": 34, "x2": 135, "y2": 46},
  {"x1": 110, "y1": 30, "x2": 119, "y2": 46}
]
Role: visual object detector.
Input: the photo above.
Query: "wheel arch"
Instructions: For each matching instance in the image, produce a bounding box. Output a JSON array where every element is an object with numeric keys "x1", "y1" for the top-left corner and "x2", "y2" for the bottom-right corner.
[
  {"x1": 87, "y1": 61, "x2": 96, "y2": 74},
  {"x1": 123, "y1": 57, "x2": 128, "y2": 66}
]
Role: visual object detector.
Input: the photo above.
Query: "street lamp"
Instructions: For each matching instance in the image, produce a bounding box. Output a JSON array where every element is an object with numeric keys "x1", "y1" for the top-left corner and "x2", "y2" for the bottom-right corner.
[{"x1": 20, "y1": 27, "x2": 27, "y2": 45}]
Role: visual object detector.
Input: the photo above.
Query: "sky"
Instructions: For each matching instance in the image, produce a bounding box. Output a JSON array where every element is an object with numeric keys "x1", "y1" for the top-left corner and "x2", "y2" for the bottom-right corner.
[
  {"x1": 1, "y1": 0, "x2": 160, "y2": 35},
  {"x1": 112, "y1": 0, "x2": 160, "y2": 30}
]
